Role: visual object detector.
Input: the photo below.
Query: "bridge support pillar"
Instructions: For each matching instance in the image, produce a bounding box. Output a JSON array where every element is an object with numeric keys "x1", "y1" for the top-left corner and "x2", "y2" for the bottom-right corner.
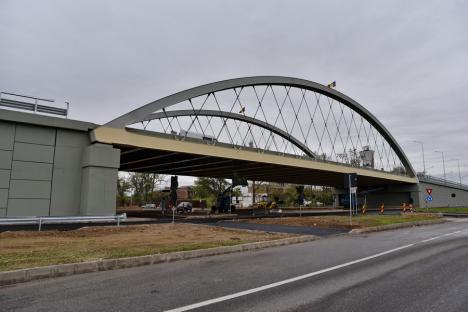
[{"x1": 80, "y1": 143, "x2": 120, "y2": 215}]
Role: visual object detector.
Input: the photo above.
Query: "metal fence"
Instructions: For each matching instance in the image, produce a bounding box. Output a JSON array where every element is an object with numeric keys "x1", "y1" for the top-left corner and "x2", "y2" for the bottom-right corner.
[
  {"x1": 0, "y1": 92, "x2": 69, "y2": 117},
  {"x1": 418, "y1": 174, "x2": 468, "y2": 191},
  {"x1": 0, "y1": 214, "x2": 127, "y2": 231}
]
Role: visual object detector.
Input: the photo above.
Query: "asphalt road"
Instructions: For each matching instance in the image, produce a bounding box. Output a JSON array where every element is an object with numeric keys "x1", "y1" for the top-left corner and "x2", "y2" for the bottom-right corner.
[
  {"x1": 2, "y1": 220, "x2": 468, "y2": 312},
  {"x1": 215, "y1": 220, "x2": 347, "y2": 236}
]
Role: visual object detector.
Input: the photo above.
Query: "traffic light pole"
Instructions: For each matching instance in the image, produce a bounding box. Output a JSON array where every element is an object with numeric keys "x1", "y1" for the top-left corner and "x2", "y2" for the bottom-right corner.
[{"x1": 349, "y1": 174, "x2": 352, "y2": 226}]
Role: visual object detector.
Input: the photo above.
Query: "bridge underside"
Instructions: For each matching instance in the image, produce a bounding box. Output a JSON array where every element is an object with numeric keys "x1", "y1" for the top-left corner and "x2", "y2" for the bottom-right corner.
[
  {"x1": 93, "y1": 127, "x2": 418, "y2": 188},
  {"x1": 119, "y1": 146, "x2": 405, "y2": 187}
]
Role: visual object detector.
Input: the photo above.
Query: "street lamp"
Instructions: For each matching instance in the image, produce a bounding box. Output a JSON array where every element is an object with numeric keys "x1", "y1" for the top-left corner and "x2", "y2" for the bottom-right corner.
[
  {"x1": 448, "y1": 159, "x2": 462, "y2": 185},
  {"x1": 413, "y1": 140, "x2": 426, "y2": 175},
  {"x1": 434, "y1": 150, "x2": 446, "y2": 182}
]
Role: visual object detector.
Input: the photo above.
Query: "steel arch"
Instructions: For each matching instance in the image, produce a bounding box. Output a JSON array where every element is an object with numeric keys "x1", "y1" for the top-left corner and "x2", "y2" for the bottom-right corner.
[
  {"x1": 106, "y1": 76, "x2": 416, "y2": 177},
  {"x1": 144, "y1": 109, "x2": 316, "y2": 158}
]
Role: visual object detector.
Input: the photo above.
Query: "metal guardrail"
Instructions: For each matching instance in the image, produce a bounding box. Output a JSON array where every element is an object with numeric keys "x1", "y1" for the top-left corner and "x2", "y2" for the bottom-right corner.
[
  {"x1": 0, "y1": 92, "x2": 69, "y2": 117},
  {"x1": 0, "y1": 213, "x2": 127, "y2": 231},
  {"x1": 418, "y1": 174, "x2": 468, "y2": 191}
]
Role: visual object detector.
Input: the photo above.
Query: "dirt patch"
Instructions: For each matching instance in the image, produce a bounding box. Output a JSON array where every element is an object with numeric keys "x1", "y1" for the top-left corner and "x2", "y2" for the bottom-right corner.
[{"x1": 0, "y1": 223, "x2": 292, "y2": 272}]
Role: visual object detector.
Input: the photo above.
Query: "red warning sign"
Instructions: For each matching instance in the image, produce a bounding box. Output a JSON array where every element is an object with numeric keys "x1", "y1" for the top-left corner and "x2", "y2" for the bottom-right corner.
[{"x1": 426, "y1": 188, "x2": 433, "y2": 195}]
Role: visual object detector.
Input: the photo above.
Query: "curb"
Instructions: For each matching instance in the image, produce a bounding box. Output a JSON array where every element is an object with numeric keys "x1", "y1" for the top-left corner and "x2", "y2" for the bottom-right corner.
[
  {"x1": 0, "y1": 235, "x2": 318, "y2": 286},
  {"x1": 349, "y1": 218, "x2": 447, "y2": 234},
  {"x1": 442, "y1": 213, "x2": 468, "y2": 218}
]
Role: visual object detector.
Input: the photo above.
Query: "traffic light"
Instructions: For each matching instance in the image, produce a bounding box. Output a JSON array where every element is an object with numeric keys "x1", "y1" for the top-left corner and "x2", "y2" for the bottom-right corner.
[
  {"x1": 232, "y1": 174, "x2": 248, "y2": 187},
  {"x1": 170, "y1": 176, "x2": 178, "y2": 204},
  {"x1": 344, "y1": 173, "x2": 358, "y2": 188}
]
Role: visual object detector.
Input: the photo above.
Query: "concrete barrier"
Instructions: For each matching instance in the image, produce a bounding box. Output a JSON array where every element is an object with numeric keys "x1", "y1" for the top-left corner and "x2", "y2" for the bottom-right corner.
[{"x1": 0, "y1": 235, "x2": 319, "y2": 286}]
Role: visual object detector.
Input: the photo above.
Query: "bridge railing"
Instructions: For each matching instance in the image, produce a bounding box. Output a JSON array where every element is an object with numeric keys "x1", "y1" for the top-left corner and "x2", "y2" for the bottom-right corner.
[
  {"x1": 0, "y1": 92, "x2": 69, "y2": 117},
  {"x1": 418, "y1": 174, "x2": 468, "y2": 191}
]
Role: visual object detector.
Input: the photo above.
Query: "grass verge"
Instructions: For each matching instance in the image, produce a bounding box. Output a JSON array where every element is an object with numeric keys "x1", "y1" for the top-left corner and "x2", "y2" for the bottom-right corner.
[
  {"x1": 416, "y1": 207, "x2": 468, "y2": 214},
  {"x1": 0, "y1": 223, "x2": 291, "y2": 272}
]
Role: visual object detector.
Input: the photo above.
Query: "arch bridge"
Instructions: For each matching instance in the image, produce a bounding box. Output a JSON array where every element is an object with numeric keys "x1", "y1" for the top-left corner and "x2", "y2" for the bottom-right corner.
[
  {"x1": 92, "y1": 76, "x2": 418, "y2": 187},
  {"x1": 4, "y1": 77, "x2": 468, "y2": 217}
]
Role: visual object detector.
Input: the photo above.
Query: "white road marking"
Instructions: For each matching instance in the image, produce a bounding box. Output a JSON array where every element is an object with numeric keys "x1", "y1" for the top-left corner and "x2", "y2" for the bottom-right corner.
[
  {"x1": 420, "y1": 229, "x2": 465, "y2": 242},
  {"x1": 164, "y1": 228, "x2": 468, "y2": 312}
]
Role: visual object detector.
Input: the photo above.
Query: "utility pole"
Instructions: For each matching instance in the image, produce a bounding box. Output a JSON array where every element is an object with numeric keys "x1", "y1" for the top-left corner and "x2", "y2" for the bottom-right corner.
[
  {"x1": 451, "y1": 159, "x2": 462, "y2": 185},
  {"x1": 435, "y1": 151, "x2": 446, "y2": 182},
  {"x1": 458, "y1": 159, "x2": 462, "y2": 186},
  {"x1": 348, "y1": 174, "x2": 352, "y2": 225},
  {"x1": 252, "y1": 180, "x2": 256, "y2": 204}
]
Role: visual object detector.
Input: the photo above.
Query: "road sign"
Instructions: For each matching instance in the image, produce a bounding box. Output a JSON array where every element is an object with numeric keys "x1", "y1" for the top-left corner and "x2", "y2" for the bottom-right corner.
[
  {"x1": 350, "y1": 186, "x2": 358, "y2": 194},
  {"x1": 426, "y1": 188, "x2": 433, "y2": 195},
  {"x1": 425, "y1": 195, "x2": 433, "y2": 202}
]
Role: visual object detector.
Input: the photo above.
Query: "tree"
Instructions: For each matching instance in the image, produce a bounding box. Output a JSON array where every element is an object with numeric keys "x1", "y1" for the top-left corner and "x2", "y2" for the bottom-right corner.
[
  {"x1": 303, "y1": 186, "x2": 333, "y2": 206},
  {"x1": 129, "y1": 172, "x2": 167, "y2": 205},
  {"x1": 193, "y1": 177, "x2": 230, "y2": 197},
  {"x1": 295, "y1": 185, "x2": 305, "y2": 205},
  {"x1": 117, "y1": 174, "x2": 131, "y2": 206},
  {"x1": 193, "y1": 177, "x2": 230, "y2": 206}
]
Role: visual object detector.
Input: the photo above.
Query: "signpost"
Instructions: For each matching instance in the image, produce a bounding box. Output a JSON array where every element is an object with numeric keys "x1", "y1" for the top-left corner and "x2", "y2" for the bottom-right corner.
[
  {"x1": 425, "y1": 188, "x2": 433, "y2": 211},
  {"x1": 169, "y1": 202, "x2": 175, "y2": 224},
  {"x1": 344, "y1": 173, "x2": 358, "y2": 225}
]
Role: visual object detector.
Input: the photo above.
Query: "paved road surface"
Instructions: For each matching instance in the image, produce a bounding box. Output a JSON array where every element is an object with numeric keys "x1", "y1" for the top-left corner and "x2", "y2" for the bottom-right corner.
[
  {"x1": 1, "y1": 220, "x2": 468, "y2": 312},
  {"x1": 215, "y1": 220, "x2": 347, "y2": 236}
]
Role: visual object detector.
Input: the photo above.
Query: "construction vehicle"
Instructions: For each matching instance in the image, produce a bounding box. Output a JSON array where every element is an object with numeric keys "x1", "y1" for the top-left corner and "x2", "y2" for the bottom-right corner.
[{"x1": 254, "y1": 194, "x2": 277, "y2": 210}]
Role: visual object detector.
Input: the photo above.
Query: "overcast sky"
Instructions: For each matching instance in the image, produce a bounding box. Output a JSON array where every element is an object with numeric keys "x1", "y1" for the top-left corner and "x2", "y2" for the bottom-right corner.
[{"x1": 1, "y1": 0, "x2": 467, "y2": 184}]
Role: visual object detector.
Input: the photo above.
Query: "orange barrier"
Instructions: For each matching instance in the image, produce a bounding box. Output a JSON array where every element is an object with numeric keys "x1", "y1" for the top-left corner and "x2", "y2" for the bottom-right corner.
[{"x1": 361, "y1": 203, "x2": 367, "y2": 215}]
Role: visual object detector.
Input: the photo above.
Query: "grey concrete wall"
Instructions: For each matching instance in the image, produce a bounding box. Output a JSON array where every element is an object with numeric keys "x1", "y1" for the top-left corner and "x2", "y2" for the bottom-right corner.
[
  {"x1": 80, "y1": 143, "x2": 120, "y2": 215},
  {"x1": 0, "y1": 122, "x2": 14, "y2": 216},
  {"x1": 335, "y1": 181, "x2": 468, "y2": 209},
  {"x1": 0, "y1": 113, "x2": 119, "y2": 216},
  {"x1": 417, "y1": 181, "x2": 468, "y2": 208},
  {"x1": 50, "y1": 129, "x2": 90, "y2": 215}
]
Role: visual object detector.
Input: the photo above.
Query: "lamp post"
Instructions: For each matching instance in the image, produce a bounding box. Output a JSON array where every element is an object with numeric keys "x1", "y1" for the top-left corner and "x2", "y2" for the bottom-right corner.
[
  {"x1": 434, "y1": 151, "x2": 446, "y2": 182},
  {"x1": 450, "y1": 159, "x2": 462, "y2": 185},
  {"x1": 413, "y1": 140, "x2": 426, "y2": 175}
]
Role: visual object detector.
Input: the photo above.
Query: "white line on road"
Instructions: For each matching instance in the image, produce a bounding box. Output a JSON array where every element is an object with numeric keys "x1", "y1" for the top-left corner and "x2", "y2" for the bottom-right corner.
[
  {"x1": 164, "y1": 228, "x2": 468, "y2": 312},
  {"x1": 420, "y1": 230, "x2": 463, "y2": 242}
]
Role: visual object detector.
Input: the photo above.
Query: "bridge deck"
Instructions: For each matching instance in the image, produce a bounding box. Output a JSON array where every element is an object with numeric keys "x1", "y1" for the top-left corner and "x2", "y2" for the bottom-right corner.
[{"x1": 92, "y1": 127, "x2": 418, "y2": 187}]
